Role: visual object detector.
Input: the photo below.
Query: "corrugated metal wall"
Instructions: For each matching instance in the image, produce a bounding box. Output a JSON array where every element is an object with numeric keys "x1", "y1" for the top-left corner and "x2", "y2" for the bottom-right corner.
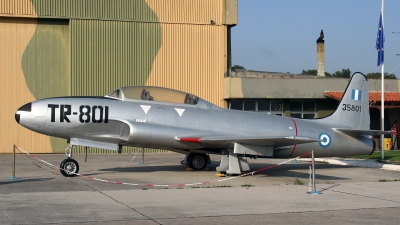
[
  {"x1": 0, "y1": 17, "x2": 53, "y2": 153},
  {"x1": 0, "y1": 0, "x2": 36, "y2": 16},
  {"x1": 1, "y1": 0, "x2": 226, "y2": 25},
  {"x1": 146, "y1": 0, "x2": 227, "y2": 106},
  {"x1": 1, "y1": 0, "x2": 158, "y2": 21},
  {"x1": 1, "y1": 0, "x2": 233, "y2": 153},
  {"x1": 31, "y1": 0, "x2": 160, "y2": 21},
  {"x1": 146, "y1": 0, "x2": 224, "y2": 25},
  {"x1": 146, "y1": 24, "x2": 227, "y2": 107},
  {"x1": 21, "y1": 18, "x2": 71, "y2": 154},
  {"x1": 70, "y1": 19, "x2": 162, "y2": 96},
  {"x1": 21, "y1": 19, "x2": 70, "y2": 99}
]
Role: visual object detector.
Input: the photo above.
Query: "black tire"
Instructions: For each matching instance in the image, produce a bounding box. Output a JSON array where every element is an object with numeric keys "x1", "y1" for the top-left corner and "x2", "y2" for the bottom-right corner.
[
  {"x1": 188, "y1": 153, "x2": 207, "y2": 170},
  {"x1": 60, "y1": 158, "x2": 79, "y2": 177}
]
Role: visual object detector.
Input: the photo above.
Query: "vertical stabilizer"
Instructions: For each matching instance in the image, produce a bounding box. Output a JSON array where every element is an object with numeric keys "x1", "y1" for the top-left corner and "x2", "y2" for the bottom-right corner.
[{"x1": 322, "y1": 72, "x2": 369, "y2": 130}]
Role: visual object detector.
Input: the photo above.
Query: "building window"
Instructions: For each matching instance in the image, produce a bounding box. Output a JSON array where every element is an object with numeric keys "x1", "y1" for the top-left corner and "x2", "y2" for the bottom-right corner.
[
  {"x1": 230, "y1": 100, "x2": 243, "y2": 110},
  {"x1": 228, "y1": 100, "x2": 282, "y2": 115},
  {"x1": 290, "y1": 100, "x2": 316, "y2": 119},
  {"x1": 258, "y1": 100, "x2": 270, "y2": 111},
  {"x1": 244, "y1": 100, "x2": 256, "y2": 111}
]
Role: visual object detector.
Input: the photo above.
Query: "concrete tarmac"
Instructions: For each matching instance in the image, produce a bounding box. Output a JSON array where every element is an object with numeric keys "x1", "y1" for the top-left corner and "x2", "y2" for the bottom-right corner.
[{"x1": 1, "y1": 152, "x2": 400, "y2": 225}]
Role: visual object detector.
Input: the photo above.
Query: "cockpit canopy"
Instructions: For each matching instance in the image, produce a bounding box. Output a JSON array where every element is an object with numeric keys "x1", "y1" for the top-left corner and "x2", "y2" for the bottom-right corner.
[{"x1": 105, "y1": 86, "x2": 212, "y2": 107}]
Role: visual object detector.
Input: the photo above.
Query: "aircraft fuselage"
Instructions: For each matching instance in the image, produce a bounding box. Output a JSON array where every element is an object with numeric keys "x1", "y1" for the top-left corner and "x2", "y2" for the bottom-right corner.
[{"x1": 16, "y1": 96, "x2": 374, "y2": 158}]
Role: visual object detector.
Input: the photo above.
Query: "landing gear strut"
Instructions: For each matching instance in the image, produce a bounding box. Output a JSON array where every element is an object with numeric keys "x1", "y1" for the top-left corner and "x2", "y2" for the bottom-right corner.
[
  {"x1": 216, "y1": 149, "x2": 250, "y2": 175},
  {"x1": 60, "y1": 145, "x2": 80, "y2": 177}
]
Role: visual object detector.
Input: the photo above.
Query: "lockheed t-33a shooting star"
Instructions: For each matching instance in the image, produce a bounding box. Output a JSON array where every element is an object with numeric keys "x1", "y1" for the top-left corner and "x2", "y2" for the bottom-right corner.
[{"x1": 15, "y1": 72, "x2": 390, "y2": 176}]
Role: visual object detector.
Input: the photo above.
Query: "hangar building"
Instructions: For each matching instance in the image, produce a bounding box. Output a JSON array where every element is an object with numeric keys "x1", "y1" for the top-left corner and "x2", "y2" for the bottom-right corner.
[{"x1": 0, "y1": 0, "x2": 237, "y2": 153}]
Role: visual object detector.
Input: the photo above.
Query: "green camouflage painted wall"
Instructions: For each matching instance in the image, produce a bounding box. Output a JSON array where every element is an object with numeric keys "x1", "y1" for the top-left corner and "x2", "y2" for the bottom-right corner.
[
  {"x1": 20, "y1": 0, "x2": 162, "y2": 153},
  {"x1": 4, "y1": 0, "x2": 231, "y2": 154},
  {"x1": 70, "y1": 19, "x2": 161, "y2": 96},
  {"x1": 30, "y1": 0, "x2": 159, "y2": 22}
]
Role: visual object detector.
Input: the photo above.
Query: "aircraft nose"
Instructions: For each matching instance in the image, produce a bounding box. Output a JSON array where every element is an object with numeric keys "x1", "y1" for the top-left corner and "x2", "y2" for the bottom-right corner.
[{"x1": 15, "y1": 102, "x2": 32, "y2": 124}]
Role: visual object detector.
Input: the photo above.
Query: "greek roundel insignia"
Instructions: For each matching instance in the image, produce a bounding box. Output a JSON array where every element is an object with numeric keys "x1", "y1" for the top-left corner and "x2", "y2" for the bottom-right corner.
[{"x1": 318, "y1": 132, "x2": 331, "y2": 148}]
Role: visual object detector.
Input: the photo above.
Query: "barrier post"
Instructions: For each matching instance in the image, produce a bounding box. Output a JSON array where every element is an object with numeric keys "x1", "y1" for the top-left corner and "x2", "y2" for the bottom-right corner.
[
  {"x1": 307, "y1": 166, "x2": 312, "y2": 193},
  {"x1": 140, "y1": 147, "x2": 145, "y2": 165},
  {"x1": 8, "y1": 145, "x2": 18, "y2": 180},
  {"x1": 307, "y1": 150, "x2": 321, "y2": 195}
]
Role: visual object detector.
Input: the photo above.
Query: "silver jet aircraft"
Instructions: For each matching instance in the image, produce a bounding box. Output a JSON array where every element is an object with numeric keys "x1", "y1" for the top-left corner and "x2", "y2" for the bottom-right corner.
[{"x1": 15, "y1": 72, "x2": 390, "y2": 176}]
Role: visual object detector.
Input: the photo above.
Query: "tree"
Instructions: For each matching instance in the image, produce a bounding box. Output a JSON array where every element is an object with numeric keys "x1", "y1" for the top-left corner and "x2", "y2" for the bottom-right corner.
[
  {"x1": 331, "y1": 68, "x2": 351, "y2": 78},
  {"x1": 232, "y1": 65, "x2": 245, "y2": 70},
  {"x1": 301, "y1": 68, "x2": 398, "y2": 79},
  {"x1": 301, "y1": 69, "x2": 317, "y2": 75},
  {"x1": 366, "y1": 72, "x2": 397, "y2": 79},
  {"x1": 301, "y1": 69, "x2": 331, "y2": 77}
]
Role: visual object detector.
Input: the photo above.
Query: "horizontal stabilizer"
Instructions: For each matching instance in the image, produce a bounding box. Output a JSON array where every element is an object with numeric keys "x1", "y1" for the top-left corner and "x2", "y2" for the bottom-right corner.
[
  {"x1": 334, "y1": 128, "x2": 392, "y2": 137},
  {"x1": 176, "y1": 135, "x2": 321, "y2": 147}
]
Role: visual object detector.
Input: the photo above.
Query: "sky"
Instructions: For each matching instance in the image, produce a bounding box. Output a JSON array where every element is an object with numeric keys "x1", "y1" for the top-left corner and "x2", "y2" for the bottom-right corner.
[{"x1": 231, "y1": 0, "x2": 400, "y2": 78}]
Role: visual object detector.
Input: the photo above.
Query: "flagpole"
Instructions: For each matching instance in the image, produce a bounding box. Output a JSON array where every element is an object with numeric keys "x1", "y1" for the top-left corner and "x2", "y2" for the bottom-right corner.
[
  {"x1": 381, "y1": 62, "x2": 385, "y2": 159},
  {"x1": 380, "y1": 0, "x2": 385, "y2": 160}
]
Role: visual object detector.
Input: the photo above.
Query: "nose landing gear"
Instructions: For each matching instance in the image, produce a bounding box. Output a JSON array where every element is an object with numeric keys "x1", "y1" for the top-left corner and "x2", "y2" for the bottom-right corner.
[
  {"x1": 60, "y1": 158, "x2": 79, "y2": 177},
  {"x1": 60, "y1": 145, "x2": 79, "y2": 177}
]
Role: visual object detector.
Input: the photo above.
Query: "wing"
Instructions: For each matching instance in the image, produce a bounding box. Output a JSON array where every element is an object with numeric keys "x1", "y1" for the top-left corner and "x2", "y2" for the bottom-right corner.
[
  {"x1": 334, "y1": 128, "x2": 392, "y2": 137},
  {"x1": 175, "y1": 135, "x2": 321, "y2": 147}
]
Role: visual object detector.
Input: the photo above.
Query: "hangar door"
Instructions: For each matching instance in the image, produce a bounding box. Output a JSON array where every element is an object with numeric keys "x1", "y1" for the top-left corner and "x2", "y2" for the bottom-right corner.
[{"x1": 0, "y1": 17, "x2": 69, "y2": 153}]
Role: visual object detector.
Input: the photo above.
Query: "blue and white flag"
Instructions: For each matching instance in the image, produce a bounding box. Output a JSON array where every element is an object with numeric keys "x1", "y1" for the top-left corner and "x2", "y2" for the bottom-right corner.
[
  {"x1": 351, "y1": 89, "x2": 362, "y2": 101},
  {"x1": 376, "y1": 13, "x2": 384, "y2": 66}
]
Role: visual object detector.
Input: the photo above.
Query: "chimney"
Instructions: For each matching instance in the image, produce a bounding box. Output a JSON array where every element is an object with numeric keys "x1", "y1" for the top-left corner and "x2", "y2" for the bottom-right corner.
[{"x1": 316, "y1": 30, "x2": 325, "y2": 76}]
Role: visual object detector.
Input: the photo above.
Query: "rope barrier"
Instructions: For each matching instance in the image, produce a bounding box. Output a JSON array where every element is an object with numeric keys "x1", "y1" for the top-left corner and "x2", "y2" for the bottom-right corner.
[{"x1": 15, "y1": 146, "x2": 311, "y2": 187}]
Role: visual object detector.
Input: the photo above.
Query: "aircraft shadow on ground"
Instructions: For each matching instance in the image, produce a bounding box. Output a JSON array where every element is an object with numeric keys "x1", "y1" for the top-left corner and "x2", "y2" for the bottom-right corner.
[
  {"x1": 0, "y1": 178, "x2": 54, "y2": 185},
  {"x1": 250, "y1": 163, "x2": 351, "y2": 181},
  {"x1": 97, "y1": 161, "x2": 350, "y2": 181},
  {"x1": 256, "y1": 170, "x2": 349, "y2": 181},
  {"x1": 99, "y1": 164, "x2": 195, "y2": 173}
]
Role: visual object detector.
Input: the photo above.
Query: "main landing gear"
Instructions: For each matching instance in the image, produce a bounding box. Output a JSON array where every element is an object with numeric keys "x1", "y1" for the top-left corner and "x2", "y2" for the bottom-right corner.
[
  {"x1": 216, "y1": 149, "x2": 250, "y2": 175},
  {"x1": 60, "y1": 145, "x2": 79, "y2": 177},
  {"x1": 181, "y1": 153, "x2": 211, "y2": 170}
]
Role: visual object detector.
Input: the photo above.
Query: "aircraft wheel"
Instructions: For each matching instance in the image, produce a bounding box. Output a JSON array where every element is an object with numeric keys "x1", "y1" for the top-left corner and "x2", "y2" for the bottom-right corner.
[
  {"x1": 60, "y1": 158, "x2": 79, "y2": 177},
  {"x1": 188, "y1": 153, "x2": 207, "y2": 170}
]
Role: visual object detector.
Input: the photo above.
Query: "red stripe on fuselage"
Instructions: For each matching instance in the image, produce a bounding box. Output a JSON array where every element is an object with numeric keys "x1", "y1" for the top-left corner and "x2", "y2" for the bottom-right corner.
[
  {"x1": 289, "y1": 118, "x2": 298, "y2": 157},
  {"x1": 180, "y1": 137, "x2": 201, "y2": 143},
  {"x1": 291, "y1": 118, "x2": 298, "y2": 136}
]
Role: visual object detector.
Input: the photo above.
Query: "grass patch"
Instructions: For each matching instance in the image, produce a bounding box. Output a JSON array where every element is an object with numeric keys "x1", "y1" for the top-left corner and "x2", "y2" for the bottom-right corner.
[
  {"x1": 294, "y1": 178, "x2": 304, "y2": 185},
  {"x1": 192, "y1": 185, "x2": 232, "y2": 188},
  {"x1": 209, "y1": 184, "x2": 231, "y2": 188},
  {"x1": 213, "y1": 184, "x2": 232, "y2": 188},
  {"x1": 192, "y1": 184, "x2": 232, "y2": 188},
  {"x1": 343, "y1": 150, "x2": 400, "y2": 164},
  {"x1": 241, "y1": 183, "x2": 253, "y2": 188},
  {"x1": 378, "y1": 179, "x2": 400, "y2": 182}
]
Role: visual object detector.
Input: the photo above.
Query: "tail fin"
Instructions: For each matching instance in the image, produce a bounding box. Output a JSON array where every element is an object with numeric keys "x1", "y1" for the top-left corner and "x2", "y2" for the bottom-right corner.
[{"x1": 322, "y1": 72, "x2": 369, "y2": 130}]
